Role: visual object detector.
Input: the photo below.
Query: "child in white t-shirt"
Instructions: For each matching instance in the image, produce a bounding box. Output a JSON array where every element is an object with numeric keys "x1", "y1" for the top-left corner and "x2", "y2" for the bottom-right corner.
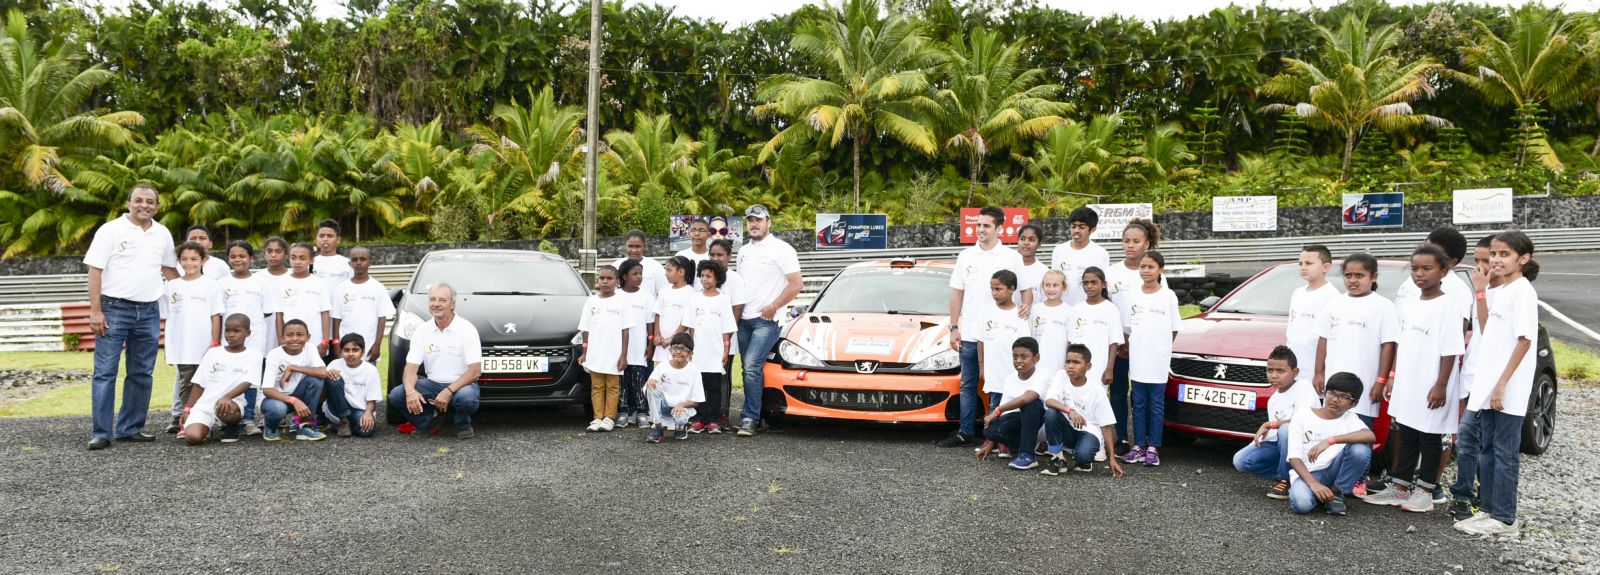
[
  {"x1": 322, "y1": 333, "x2": 383, "y2": 438},
  {"x1": 260, "y1": 320, "x2": 330, "y2": 442},
  {"x1": 256, "y1": 236, "x2": 291, "y2": 357},
  {"x1": 162, "y1": 242, "x2": 224, "y2": 438},
  {"x1": 1287, "y1": 373, "x2": 1377, "y2": 516},
  {"x1": 276, "y1": 243, "x2": 334, "y2": 359},
  {"x1": 579, "y1": 265, "x2": 638, "y2": 433},
  {"x1": 687, "y1": 260, "x2": 737, "y2": 434},
  {"x1": 1070, "y1": 267, "x2": 1124, "y2": 389},
  {"x1": 975, "y1": 337, "x2": 1052, "y2": 471},
  {"x1": 1286, "y1": 245, "x2": 1337, "y2": 387},
  {"x1": 1029, "y1": 270, "x2": 1072, "y2": 377},
  {"x1": 645, "y1": 333, "x2": 706, "y2": 442},
  {"x1": 1449, "y1": 234, "x2": 1501, "y2": 521},
  {"x1": 219, "y1": 240, "x2": 272, "y2": 436},
  {"x1": 1015, "y1": 224, "x2": 1048, "y2": 315},
  {"x1": 181, "y1": 314, "x2": 260, "y2": 445},
  {"x1": 331, "y1": 246, "x2": 393, "y2": 365},
  {"x1": 1050, "y1": 206, "x2": 1110, "y2": 305},
  {"x1": 1120, "y1": 251, "x2": 1182, "y2": 467},
  {"x1": 1233, "y1": 346, "x2": 1311, "y2": 500},
  {"x1": 1312, "y1": 252, "x2": 1399, "y2": 496},
  {"x1": 1041, "y1": 344, "x2": 1125, "y2": 477},
  {"x1": 615, "y1": 259, "x2": 653, "y2": 428},
  {"x1": 674, "y1": 218, "x2": 712, "y2": 268},
  {"x1": 1105, "y1": 219, "x2": 1159, "y2": 453},
  {"x1": 977, "y1": 270, "x2": 1030, "y2": 413},
  {"x1": 652, "y1": 256, "x2": 696, "y2": 363},
  {"x1": 709, "y1": 239, "x2": 746, "y2": 426},
  {"x1": 313, "y1": 219, "x2": 353, "y2": 291},
  {"x1": 1366, "y1": 246, "x2": 1465, "y2": 513}
]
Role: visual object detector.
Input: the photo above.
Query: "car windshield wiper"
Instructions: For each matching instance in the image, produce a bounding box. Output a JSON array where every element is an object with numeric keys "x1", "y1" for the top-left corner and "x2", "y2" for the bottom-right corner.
[
  {"x1": 883, "y1": 309, "x2": 934, "y2": 315},
  {"x1": 469, "y1": 290, "x2": 551, "y2": 296}
]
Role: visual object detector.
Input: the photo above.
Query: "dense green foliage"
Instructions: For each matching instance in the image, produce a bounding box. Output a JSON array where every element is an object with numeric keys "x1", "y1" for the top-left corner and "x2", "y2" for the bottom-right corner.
[{"x1": 2, "y1": 0, "x2": 1599, "y2": 255}]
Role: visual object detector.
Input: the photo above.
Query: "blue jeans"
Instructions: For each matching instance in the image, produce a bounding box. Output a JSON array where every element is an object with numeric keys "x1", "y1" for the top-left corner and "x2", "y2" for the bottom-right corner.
[
  {"x1": 323, "y1": 379, "x2": 376, "y2": 437},
  {"x1": 339, "y1": 408, "x2": 377, "y2": 437},
  {"x1": 242, "y1": 388, "x2": 257, "y2": 419},
  {"x1": 1110, "y1": 356, "x2": 1131, "y2": 442},
  {"x1": 736, "y1": 317, "x2": 781, "y2": 424},
  {"x1": 957, "y1": 341, "x2": 981, "y2": 436},
  {"x1": 1450, "y1": 408, "x2": 1484, "y2": 503},
  {"x1": 386, "y1": 378, "x2": 481, "y2": 430},
  {"x1": 1476, "y1": 410, "x2": 1524, "y2": 524},
  {"x1": 1234, "y1": 439, "x2": 1291, "y2": 481},
  {"x1": 647, "y1": 387, "x2": 692, "y2": 428},
  {"x1": 1130, "y1": 381, "x2": 1165, "y2": 447},
  {"x1": 90, "y1": 297, "x2": 161, "y2": 440},
  {"x1": 1043, "y1": 409, "x2": 1102, "y2": 465},
  {"x1": 620, "y1": 364, "x2": 651, "y2": 418},
  {"x1": 982, "y1": 399, "x2": 1043, "y2": 451},
  {"x1": 261, "y1": 377, "x2": 326, "y2": 430},
  {"x1": 1289, "y1": 444, "x2": 1374, "y2": 513}
]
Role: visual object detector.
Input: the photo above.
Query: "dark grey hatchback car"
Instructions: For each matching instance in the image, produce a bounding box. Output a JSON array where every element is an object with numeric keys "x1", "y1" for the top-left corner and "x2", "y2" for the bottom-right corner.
[{"x1": 386, "y1": 250, "x2": 590, "y2": 423}]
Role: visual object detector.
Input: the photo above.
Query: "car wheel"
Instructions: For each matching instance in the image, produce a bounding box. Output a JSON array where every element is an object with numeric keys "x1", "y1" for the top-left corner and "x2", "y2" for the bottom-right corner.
[{"x1": 1520, "y1": 372, "x2": 1557, "y2": 455}]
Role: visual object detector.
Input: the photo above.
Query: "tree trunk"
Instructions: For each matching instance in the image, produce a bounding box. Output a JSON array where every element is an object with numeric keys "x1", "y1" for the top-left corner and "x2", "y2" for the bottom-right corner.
[
  {"x1": 1340, "y1": 130, "x2": 1357, "y2": 181},
  {"x1": 852, "y1": 136, "x2": 861, "y2": 210},
  {"x1": 966, "y1": 152, "x2": 982, "y2": 206}
]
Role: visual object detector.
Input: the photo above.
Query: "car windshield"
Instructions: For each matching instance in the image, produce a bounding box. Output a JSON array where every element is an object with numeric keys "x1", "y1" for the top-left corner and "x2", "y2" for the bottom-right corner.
[
  {"x1": 810, "y1": 267, "x2": 950, "y2": 315},
  {"x1": 411, "y1": 256, "x2": 588, "y2": 296},
  {"x1": 1214, "y1": 263, "x2": 1468, "y2": 315}
]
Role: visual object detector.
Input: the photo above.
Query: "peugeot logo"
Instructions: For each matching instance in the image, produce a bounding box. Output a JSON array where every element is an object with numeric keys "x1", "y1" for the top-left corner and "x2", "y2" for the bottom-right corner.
[
  {"x1": 502, "y1": 322, "x2": 518, "y2": 334},
  {"x1": 855, "y1": 360, "x2": 879, "y2": 374},
  {"x1": 1214, "y1": 364, "x2": 1229, "y2": 379}
]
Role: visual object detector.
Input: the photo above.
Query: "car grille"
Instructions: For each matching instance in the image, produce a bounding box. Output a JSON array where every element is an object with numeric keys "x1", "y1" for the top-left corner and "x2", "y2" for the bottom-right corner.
[
  {"x1": 1170, "y1": 356, "x2": 1270, "y2": 386},
  {"x1": 786, "y1": 386, "x2": 949, "y2": 412},
  {"x1": 1167, "y1": 401, "x2": 1267, "y2": 436},
  {"x1": 482, "y1": 346, "x2": 574, "y2": 358},
  {"x1": 822, "y1": 360, "x2": 912, "y2": 372}
]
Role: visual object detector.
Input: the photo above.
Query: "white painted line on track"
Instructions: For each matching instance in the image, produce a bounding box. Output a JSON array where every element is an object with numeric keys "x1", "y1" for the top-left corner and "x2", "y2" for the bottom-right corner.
[
  {"x1": 1539, "y1": 300, "x2": 1600, "y2": 343},
  {"x1": 1536, "y1": 272, "x2": 1596, "y2": 277}
]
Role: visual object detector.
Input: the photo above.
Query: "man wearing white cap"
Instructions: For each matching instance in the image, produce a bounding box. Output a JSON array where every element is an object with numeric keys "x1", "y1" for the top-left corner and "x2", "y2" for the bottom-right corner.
[{"x1": 732, "y1": 204, "x2": 802, "y2": 437}]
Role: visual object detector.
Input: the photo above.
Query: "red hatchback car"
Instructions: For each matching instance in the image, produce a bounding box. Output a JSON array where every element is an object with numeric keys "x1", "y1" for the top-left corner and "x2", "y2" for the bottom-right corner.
[{"x1": 1165, "y1": 260, "x2": 1559, "y2": 456}]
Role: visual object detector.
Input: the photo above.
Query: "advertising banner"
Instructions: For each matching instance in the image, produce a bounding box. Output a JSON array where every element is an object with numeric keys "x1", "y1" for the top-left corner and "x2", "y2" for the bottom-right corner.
[
  {"x1": 1212, "y1": 196, "x2": 1278, "y2": 232},
  {"x1": 815, "y1": 214, "x2": 889, "y2": 250},
  {"x1": 1452, "y1": 188, "x2": 1514, "y2": 225},
  {"x1": 1341, "y1": 193, "x2": 1405, "y2": 229},
  {"x1": 959, "y1": 207, "x2": 1029, "y2": 244},
  {"x1": 668, "y1": 215, "x2": 744, "y2": 252},
  {"x1": 1086, "y1": 203, "x2": 1154, "y2": 241}
]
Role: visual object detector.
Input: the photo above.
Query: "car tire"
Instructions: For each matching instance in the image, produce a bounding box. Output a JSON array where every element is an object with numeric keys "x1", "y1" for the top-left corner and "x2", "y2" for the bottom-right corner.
[{"x1": 1520, "y1": 371, "x2": 1557, "y2": 455}]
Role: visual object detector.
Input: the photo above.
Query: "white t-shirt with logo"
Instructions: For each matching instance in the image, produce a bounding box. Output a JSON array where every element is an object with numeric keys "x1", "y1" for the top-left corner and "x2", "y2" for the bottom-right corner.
[
  {"x1": 1044, "y1": 372, "x2": 1117, "y2": 443},
  {"x1": 1390, "y1": 295, "x2": 1467, "y2": 434},
  {"x1": 332, "y1": 278, "x2": 395, "y2": 352},
  {"x1": 1286, "y1": 283, "x2": 1339, "y2": 384},
  {"x1": 1287, "y1": 407, "x2": 1369, "y2": 481},
  {"x1": 1016, "y1": 260, "x2": 1049, "y2": 306},
  {"x1": 201, "y1": 257, "x2": 229, "y2": 281},
  {"x1": 649, "y1": 360, "x2": 706, "y2": 421},
  {"x1": 1105, "y1": 260, "x2": 1162, "y2": 320},
  {"x1": 1068, "y1": 299, "x2": 1124, "y2": 386},
  {"x1": 328, "y1": 358, "x2": 382, "y2": 409},
  {"x1": 1122, "y1": 286, "x2": 1183, "y2": 383},
  {"x1": 1467, "y1": 278, "x2": 1539, "y2": 416},
  {"x1": 651, "y1": 285, "x2": 695, "y2": 362},
  {"x1": 621, "y1": 289, "x2": 653, "y2": 367},
  {"x1": 313, "y1": 253, "x2": 353, "y2": 291},
  {"x1": 194, "y1": 346, "x2": 262, "y2": 410},
  {"x1": 405, "y1": 316, "x2": 483, "y2": 384},
  {"x1": 612, "y1": 256, "x2": 668, "y2": 300},
  {"x1": 82, "y1": 215, "x2": 178, "y2": 303},
  {"x1": 997, "y1": 368, "x2": 1052, "y2": 414},
  {"x1": 1029, "y1": 301, "x2": 1072, "y2": 377},
  {"x1": 686, "y1": 291, "x2": 737, "y2": 373},
  {"x1": 1050, "y1": 241, "x2": 1110, "y2": 306},
  {"x1": 218, "y1": 273, "x2": 273, "y2": 356},
  {"x1": 578, "y1": 294, "x2": 639, "y2": 376},
  {"x1": 977, "y1": 302, "x2": 1031, "y2": 394},
  {"x1": 674, "y1": 248, "x2": 710, "y2": 264},
  {"x1": 161, "y1": 276, "x2": 224, "y2": 365},
  {"x1": 256, "y1": 270, "x2": 289, "y2": 348},
  {"x1": 262, "y1": 345, "x2": 326, "y2": 395},
  {"x1": 275, "y1": 274, "x2": 333, "y2": 347},
  {"x1": 951, "y1": 243, "x2": 1023, "y2": 343},
  {"x1": 1314, "y1": 293, "x2": 1400, "y2": 418},
  {"x1": 736, "y1": 236, "x2": 802, "y2": 320},
  {"x1": 1263, "y1": 381, "x2": 1315, "y2": 443}
]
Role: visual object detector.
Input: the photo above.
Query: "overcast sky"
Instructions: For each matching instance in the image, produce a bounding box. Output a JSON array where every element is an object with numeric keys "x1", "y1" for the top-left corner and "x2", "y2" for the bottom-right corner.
[{"x1": 86, "y1": 0, "x2": 1595, "y2": 25}]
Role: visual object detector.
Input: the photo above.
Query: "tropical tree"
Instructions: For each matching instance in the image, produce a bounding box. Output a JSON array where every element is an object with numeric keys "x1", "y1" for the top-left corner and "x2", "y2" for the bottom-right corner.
[
  {"x1": 755, "y1": 0, "x2": 944, "y2": 208},
  {"x1": 1448, "y1": 8, "x2": 1590, "y2": 170},
  {"x1": 1024, "y1": 113, "x2": 1129, "y2": 199},
  {"x1": 464, "y1": 85, "x2": 585, "y2": 233},
  {"x1": 1260, "y1": 15, "x2": 1450, "y2": 179},
  {"x1": 934, "y1": 27, "x2": 1071, "y2": 205}
]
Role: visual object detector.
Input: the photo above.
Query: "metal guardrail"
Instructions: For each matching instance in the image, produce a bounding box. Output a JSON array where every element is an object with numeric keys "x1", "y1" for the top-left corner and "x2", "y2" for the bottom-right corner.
[{"x1": 3, "y1": 227, "x2": 1597, "y2": 306}]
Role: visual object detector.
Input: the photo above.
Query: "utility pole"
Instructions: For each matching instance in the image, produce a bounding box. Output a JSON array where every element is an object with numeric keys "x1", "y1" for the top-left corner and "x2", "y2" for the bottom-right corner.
[{"x1": 581, "y1": 0, "x2": 602, "y2": 280}]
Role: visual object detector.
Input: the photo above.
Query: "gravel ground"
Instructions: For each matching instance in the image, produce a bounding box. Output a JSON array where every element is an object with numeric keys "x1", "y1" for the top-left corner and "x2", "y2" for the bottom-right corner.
[
  {"x1": 2, "y1": 390, "x2": 1570, "y2": 575},
  {"x1": 1494, "y1": 386, "x2": 1600, "y2": 574}
]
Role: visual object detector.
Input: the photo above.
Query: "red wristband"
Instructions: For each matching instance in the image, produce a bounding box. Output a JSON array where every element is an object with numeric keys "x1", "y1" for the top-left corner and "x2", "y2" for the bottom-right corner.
[
  {"x1": 1267, "y1": 420, "x2": 1279, "y2": 430},
  {"x1": 1325, "y1": 437, "x2": 1338, "y2": 446},
  {"x1": 1476, "y1": 291, "x2": 1487, "y2": 301}
]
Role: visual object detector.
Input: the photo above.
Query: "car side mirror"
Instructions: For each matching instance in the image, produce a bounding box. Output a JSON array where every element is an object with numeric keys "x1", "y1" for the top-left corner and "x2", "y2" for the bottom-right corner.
[
  {"x1": 1198, "y1": 296, "x2": 1221, "y2": 313},
  {"x1": 390, "y1": 288, "x2": 403, "y2": 305}
]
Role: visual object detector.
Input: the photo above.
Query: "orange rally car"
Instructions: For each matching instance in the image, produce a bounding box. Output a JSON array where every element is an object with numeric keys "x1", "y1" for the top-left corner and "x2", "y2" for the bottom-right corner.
[{"x1": 761, "y1": 258, "x2": 964, "y2": 424}]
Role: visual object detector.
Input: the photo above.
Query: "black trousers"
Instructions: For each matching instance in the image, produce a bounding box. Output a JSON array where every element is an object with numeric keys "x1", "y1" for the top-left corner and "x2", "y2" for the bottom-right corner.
[
  {"x1": 982, "y1": 399, "x2": 1044, "y2": 451},
  {"x1": 695, "y1": 372, "x2": 724, "y2": 423},
  {"x1": 1392, "y1": 422, "x2": 1443, "y2": 489}
]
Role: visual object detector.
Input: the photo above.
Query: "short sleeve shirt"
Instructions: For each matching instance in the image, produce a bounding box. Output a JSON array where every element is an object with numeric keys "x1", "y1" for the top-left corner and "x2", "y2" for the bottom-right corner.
[
  {"x1": 405, "y1": 316, "x2": 484, "y2": 383},
  {"x1": 950, "y1": 243, "x2": 1023, "y2": 342},
  {"x1": 736, "y1": 235, "x2": 801, "y2": 320},
  {"x1": 332, "y1": 278, "x2": 396, "y2": 352},
  {"x1": 82, "y1": 215, "x2": 178, "y2": 302},
  {"x1": 1050, "y1": 241, "x2": 1110, "y2": 305}
]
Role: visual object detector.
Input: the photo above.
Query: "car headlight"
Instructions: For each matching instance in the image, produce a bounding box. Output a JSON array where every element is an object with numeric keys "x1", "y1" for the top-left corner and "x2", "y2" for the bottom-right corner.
[
  {"x1": 396, "y1": 310, "x2": 427, "y2": 341},
  {"x1": 571, "y1": 332, "x2": 585, "y2": 346},
  {"x1": 908, "y1": 349, "x2": 961, "y2": 372},
  {"x1": 778, "y1": 340, "x2": 823, "y2": 368}
]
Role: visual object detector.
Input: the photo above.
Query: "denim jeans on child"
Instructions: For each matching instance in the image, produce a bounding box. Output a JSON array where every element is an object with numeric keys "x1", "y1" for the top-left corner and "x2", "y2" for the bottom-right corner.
[
  {"x1": 982, "y1": 399, "x2": 1043, "y2": 451},
  {"x1": 1450, "y1": 409, "x2": 1484, "y2": 504},
  {"x1": 1233, "y1": 439, "x2": 1291, "y2": 481},
  {"x1": 1043, "y1": 409, "x2": 1102, "y2": 465},
  {"x1": 620, "y1": 364, "x2": 651, "y2": 420},
  {"x1": 385, "y1": 378, "x2": 481, "y2": 431},
  {"x1": 1130, "y1": 381, "x2": 1166, "y2": 447},
  {"x1": 262, "y1": 376, "x2": 326, "y2": 430},
  {"x1": 1476, "y1": 410, "x2": 1524, "y2": 524},
  {"x1": 647, "y1": 387, "x2": 692, "y2": 428},
  {"x1": 322, "y1": 378, "x2": 376, "y2": 437},
  {"x1": 1288, "y1": 443, "x2": 1373, "y2": 513},
  {"x1": 736, "y1": 317, "x2": 781, "y2": 425},
  {"x1": 90, "y1": 297, "x2": 161, "y2": 440}
]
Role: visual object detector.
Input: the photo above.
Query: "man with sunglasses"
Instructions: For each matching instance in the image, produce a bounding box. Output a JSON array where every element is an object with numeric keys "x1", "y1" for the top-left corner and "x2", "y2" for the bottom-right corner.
[{"x1": 1286, "y1": 372, "x2": 1378, "y2": 516}]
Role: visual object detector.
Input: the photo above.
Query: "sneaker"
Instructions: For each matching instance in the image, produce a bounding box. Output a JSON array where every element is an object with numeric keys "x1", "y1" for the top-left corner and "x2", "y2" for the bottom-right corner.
[
  {"x1": 1041, "y1": 454, "x2": 1064, "y2": 476},
  {"x1": 707, "y1": 422, "x2": 723, "y2": 434},
  {"x1": 1401, "y1": 488, "x2": 1435, "y2": 513},
  {"x1": 600, "y1": 417, "x2": 616, "y2": 432},
  {"x1": 241, "y1": 419, "x2": 261, "y2": 436},
  {"x1": 1035, "y1": 443, "x2": 1050, "y2": 456},
  {"x1": 1449, "y1": 500, "x2": 1476, "y2": 521},
  {"x1": 936, "y1": 431, "x2": 973, "y2": 448},
  {"x1": 336, "y1": 421, "x2": 352, "y2": 438},
  {"x1": 1007, "y1": 452, "x2": 1038, "y2": 470},
  {"x1": 1073, "y1": 462, "x2": 1094, "y2": 473},
  {"x1": 1267, "y1": 480, "x2": 1290, "y2": 500},
  {"x1": 1362, "y1": 486, "x2": 1408, "y2": 506},
  {"x1": 1094, "y1": 447, "x2": 1107, "y2": 463},
  {"x1": 1453, "y1": 512, "x2": 1496, "y2": 533},
  {"x1": 263, "y1": 426, "x2": 284, "y2": 442},
  {"x1": 165, "y1": 416, "x2": 181, "y2": 434},
  {"x1": 1122, "y1": 445, "x2": 1145, "y2": 464},
  {"x1": 295, "y1": 425, "x2": 327, "y2": 441},
  {"x1": 736, "y1": 419, "x2": 757, "y2": 437},
  {"x1": 1143, "y1": 447, "x2": 1161, "y2": 467},
  {"x1": 690, "y1": 421, "x2": 706, "y2": 434},
  {"x1": 646, "y1": 427, "x2": 663, "y2": 443},
  {"x1": 220, "y1": 425, "x2": 241, "y2": 444},
  {"x1": 1472, "y1": 518, "x2": 1523, "y2": 536},
  {"x1": 456, "y1": 427, "x2": 475, "y2": 439},
  {"x1": 1352, "y1": 479, "x2": 1369, "y2": 498},
  {"x1": 674, "y1": 425, "x2": 689, "y2": 441},
  {"x1": 615, "y1": 415, "x2": 631, "y2": 429},
  {"x1": 1326, "y1": 495, "x2": 1348, "y2": 516},
  {"x1": 1114, "y1": 441, "x2": 1132, "y2": 457},
  {"x1": 586, "y1": 419, "x2": 604, "y2": 432},
  {"x1": 1432, "y1": 489, "x2": 1448, "y2": 504},
  {"x1": 996, "y1": 446, "x2": 1013, "y2": 460},
  {"x1": 1366, "y1": 478, "x2": 1391, "y2": 495}
]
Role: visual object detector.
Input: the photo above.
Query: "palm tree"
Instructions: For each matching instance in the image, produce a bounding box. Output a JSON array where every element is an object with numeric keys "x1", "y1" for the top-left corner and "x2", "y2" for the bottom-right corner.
[
  {"x1": 1260, "y1": 15, "x2": 1450, "y2": 180},
  {"x1": 1024, "y1": 113, "x2": 1128, "y2": 199},
  {"x1": 755, "y1": 0, "x2": 944, "y2": 208},
  {"x1": 465, "y1": 86, "x2": 586, "y2": 232},
  {"x1": 1449, "y1": 8, "x2": 1589, "y2": 171},
  {"x1": 1130, "y1": 123, "x2": 1199, "y2": 185},
  {"x1": 934, "y1": 28, "x2": 1071, "y2": 205}
]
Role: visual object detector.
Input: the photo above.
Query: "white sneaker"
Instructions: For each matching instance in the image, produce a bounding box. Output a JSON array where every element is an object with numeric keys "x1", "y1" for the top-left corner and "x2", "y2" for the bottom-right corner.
[
  {"x1": 1363, "y1": 487, "x2": 1408, "y2": 506},
  {"x1": 1453, "y1": 512, "x2": 1495, "y2": 533},
  {"x1": 1094, "y1": 447, "x2": 1107, "y2": 463},
  {"x1": 1400, "y1": 488, "x2": 1435, "y2": 513},
  {"x1": 1471, "y1": 518, "x2": 1523, "y2": 536},
  {"x1": 615, "y1": 415, "x2": 632, "y2": 428},
  {"x1": 600, "y1": 417, "x2": 616, "y2": 432},
  {"x1": 586, "y1": 419, "x2": 604, "y2": 432}
]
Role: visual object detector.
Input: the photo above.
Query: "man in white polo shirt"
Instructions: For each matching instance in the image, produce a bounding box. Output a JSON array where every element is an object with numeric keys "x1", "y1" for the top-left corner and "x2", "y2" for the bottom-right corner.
[
  {"x1": 388, "y1": 282, "x2": 483, "y2": 439},
  {"x1": 84, "y1": 184, "x2": 179, "y2": 450},
  {"x1": 938, "y1": 206, "x2": 1025, "y2": 448},
  {"x1": 733, "y1": 204, "x2": 802, "y2": 437}
]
